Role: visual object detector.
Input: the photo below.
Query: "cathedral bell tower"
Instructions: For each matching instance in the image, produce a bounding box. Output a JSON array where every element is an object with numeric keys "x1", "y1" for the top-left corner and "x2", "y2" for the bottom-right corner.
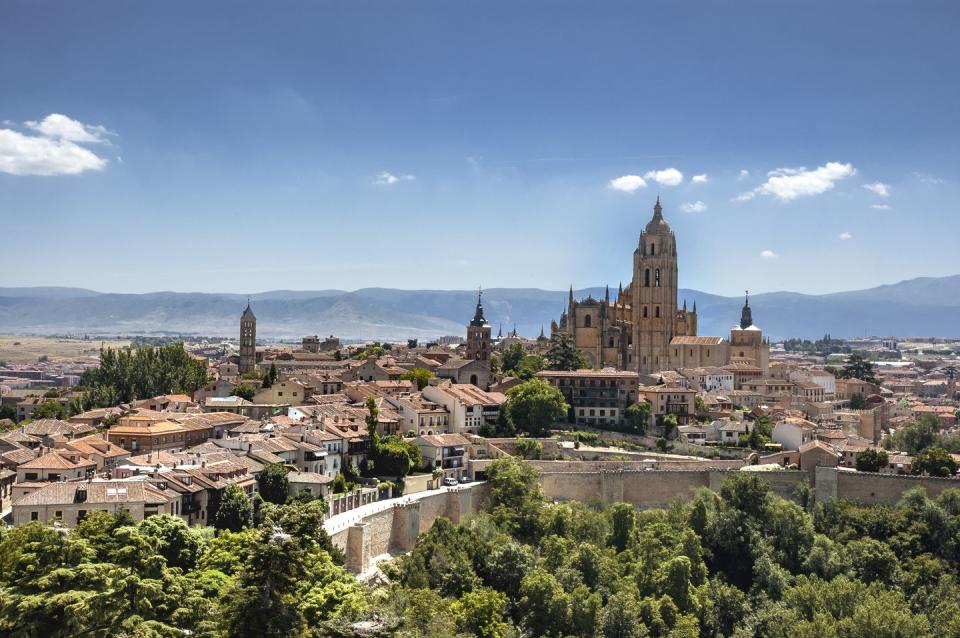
[
  {"x1": 632, "y1": 197, "x2": 679, "y2": 374},
  {"x1": 466, "y1": 289, "x2": 492, "y2": 361}
]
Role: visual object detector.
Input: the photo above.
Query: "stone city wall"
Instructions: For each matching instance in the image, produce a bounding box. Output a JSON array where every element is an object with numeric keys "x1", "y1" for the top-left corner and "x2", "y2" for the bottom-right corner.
[
  {"x1": 331, "y1": 462, "x2": 960, "y2": 573},
  {"x1": 329, "y1": 482, "x2": 490, "y2": 573},
  {"x1": 816, "y1": 466, "x2": 960, "y2": 505}
]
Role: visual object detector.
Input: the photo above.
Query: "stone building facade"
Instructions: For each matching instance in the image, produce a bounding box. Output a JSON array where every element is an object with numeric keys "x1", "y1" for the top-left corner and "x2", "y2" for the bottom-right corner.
[{"x1": 552, "y1": 198, "x2": 769, "y2": 375}]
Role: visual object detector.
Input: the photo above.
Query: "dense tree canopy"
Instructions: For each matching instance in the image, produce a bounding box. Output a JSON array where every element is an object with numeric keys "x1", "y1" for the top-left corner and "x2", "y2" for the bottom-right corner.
[
  {"x1": 78, "y1": 342, "x2": 209, "y2": 407},
  {"x1": 399, "y1": 367, "x2": 434, "y2": 390},
  {"x1": 546, "y1": 332, "x2": 588, "y2": 371},
  {"x1": 505, "y1": 378, "x2": 569, "y2": 437},
  {"x1": 8, "y1": 456, "x2": 960, "y2": 637}
]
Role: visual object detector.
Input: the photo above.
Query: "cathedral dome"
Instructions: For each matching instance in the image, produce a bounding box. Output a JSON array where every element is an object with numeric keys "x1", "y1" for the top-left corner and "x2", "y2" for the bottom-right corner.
[{"x1": 644, "y1": 196, "x2": 672, "y2": 234}]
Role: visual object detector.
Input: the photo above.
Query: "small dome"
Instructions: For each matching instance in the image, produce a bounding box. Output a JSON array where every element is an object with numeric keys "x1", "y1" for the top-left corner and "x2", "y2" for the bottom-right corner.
[{"x1": 644, "y1": 196, "x2": 672, "y2": 234}]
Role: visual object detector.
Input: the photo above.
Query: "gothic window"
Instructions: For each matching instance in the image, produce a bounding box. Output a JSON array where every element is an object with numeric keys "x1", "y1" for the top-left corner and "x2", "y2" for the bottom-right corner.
[
  {"x1": 655, "y1": 269, "x2": 661, "y2": 287},
  {"x1": 644, "y1": 269, "x2": 650, "y2": 287},
  {"x1": 584, "y1": 314, "x2": 592, "y2": 328},
  {"x1": 650, "y1": 242, "x2": 656, "y2": 256}
]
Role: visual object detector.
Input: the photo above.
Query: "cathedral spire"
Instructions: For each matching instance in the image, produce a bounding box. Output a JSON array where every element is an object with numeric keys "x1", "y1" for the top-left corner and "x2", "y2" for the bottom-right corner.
[
  {"x1": 739, "y1": 290, "x2": 753, "y2": 329},
  {"x1": 569, "y1": 284, "x2": 574, "y2": 304},
  {"x1": 470, "y1": 287, "x2": 487, "y2": 327},
  {"x1": 605, "y1": 284, "x2": 610, "y2": 303}
]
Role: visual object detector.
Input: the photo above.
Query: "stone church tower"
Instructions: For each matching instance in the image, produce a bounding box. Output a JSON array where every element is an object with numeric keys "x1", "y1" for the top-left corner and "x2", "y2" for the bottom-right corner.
[
  {"x1": 239, "y1": 300, "x2": 257, "y2": 374},
  {"x1": 632, "y1": 196, "x2": 680, "y2": 373},
  {"x1": 466, "y1": 290, "x2": 491, "y2": 361},
  {"x1": 552, "y1": 198, "x2": 697, "y2": 373}
]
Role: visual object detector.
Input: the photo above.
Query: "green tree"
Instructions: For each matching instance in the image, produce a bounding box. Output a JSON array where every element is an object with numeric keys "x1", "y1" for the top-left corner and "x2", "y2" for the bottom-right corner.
[
  {"x1": 913, "y1": 446, "x2": 958, "y2": 477},
  {"x1": 222, "y1": 527, "x2": 307, "y2": 638},
  {"x1": 506, "y1": 378, "x2": 569, "y2": 437},
  {"x1": 259, "y1": 462, "x2": 291, "y2": 504},
  {"x1": 400, "y1": 367, "x2": 434, "y2": 390},
  {"x1": 80, "y1": 342, "x2": 208, "y2": 405},
  {"x1": 546, "y1": 331, "x2": 588, "y2": 371},
  {"x1": 373, "y1": 435, "x2": 423, "y2": 477},
  {"x1": 625, "y1": 401, "x2": 652, "y2": 434},
  {"x1": 215, "y1": 483, "x2": 253, "y2": 533},
  {"x1": 855, "y1": 449, "x2": 889, "y2": 472},
  {"x1": 839, "y1": 353, "x2": 880, "y2": 384},
  {"x1": 515, "y1": 437, "x2": 542, "y2": 460},
  {"x1": 515, "y1": 355, "x2": 548, "y2": 380},
  {"x1": 499, "y1": 342, "x2": 526, "y2": 375},
  {"x1": 850, "y1": 391, "x2": 867, "y2": 409},
  {"x1": 609, "y1": 502, "x2": 637, "y2": 551},
  {"x1": 452, "y1": 587, "x2": 509, "y2": 638},
  {"x1": 597, "y1": 591, "x2": 645, "y2": 638},
  {"x1": 231, "y1": 382, "x2": 257, "y2": 401},
  {"x1": 485, "y1": 457, "x2": 544, "y2": 540},
  {"x1": 518, "y1": 568, "x2": 570, "y2": 637},
  {"x1": 31, "y1": 400, "x2": 67, "y2": 420}
]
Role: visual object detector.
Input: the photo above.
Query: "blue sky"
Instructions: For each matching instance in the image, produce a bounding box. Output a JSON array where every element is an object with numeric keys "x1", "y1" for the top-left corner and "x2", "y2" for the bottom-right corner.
[{"x1": 1, "y1": 1, "x2": 957, "y2": 296}]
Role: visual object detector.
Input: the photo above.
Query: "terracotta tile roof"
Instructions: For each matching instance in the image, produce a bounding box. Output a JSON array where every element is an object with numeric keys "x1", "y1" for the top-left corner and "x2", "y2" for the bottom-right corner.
[
  {"x1": 671, "y1": 335, "x2": 724, "y2": 345},
  {"x1": 16, "y1": 481, "x2": 173, "y2": 507},
  {"x1": 108, "y1": 420, "x2": 187, "y2": 436},
  {"x1": 2, "y1": 448, "x2": 37, "y2": 465},
  {"x1": 417, "y1": 433, "x2": 470, "y2": 447},
  {"x1": 19, "y1": 451, "x2": 96, "y2": 470}
]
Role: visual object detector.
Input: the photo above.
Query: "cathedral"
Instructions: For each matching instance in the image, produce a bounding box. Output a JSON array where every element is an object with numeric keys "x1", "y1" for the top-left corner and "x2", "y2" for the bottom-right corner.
[{"x1": 551, "y1": 197, "x2": 769, "y2": 375}]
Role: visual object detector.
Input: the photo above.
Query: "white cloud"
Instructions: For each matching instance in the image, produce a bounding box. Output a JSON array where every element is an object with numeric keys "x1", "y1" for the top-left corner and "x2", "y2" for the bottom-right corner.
[
  {"x1": 734, "y1": 162, "x2": 856, "y2": 202},
  {"x1": 374, "y1": 172, "x2": 415, "y2": 185},
  {"x1": 608, "y1": 174, "x2": 647, "y2": 193},
  {"x1": 760, "y1": 249, "x2": 778, "y2": 259},
  {"x1": 862, "y1": 181, "x2": 890, "y2": 197},
  {"x1": 914, "y1": 172, "x2": 943, "y2": 185},
  {"x1": 870, "y1": 203, "x2": 890, "y2": 210},
  {"x1": 680, "y1": 200, "x2": 707, "y2": 213},
  {"x1": 738, "y1": 169, "x2": 750, "y2": 180},
  {"x1": 643, "y1": 167, "x2": 683, "y2": 186},
  {"x1": 691, "y1": 174, "x2": 708, "y2": 184},
  {"x1": 0, "y1": 117, "x2": 109, "y2": 176},
  {"x1": 839, "y1": 232, "x2": 853, "y2": 240},
  {"x1": 25, "y1": 113, "x2": 111, "y2": 144}
]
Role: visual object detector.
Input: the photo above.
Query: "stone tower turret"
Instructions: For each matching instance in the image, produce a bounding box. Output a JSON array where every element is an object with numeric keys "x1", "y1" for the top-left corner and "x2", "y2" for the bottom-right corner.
[
  {"x1": 466, "y1": 289, "x2": 492, "y2": 361},
  {"x1": 239, "y1": 299, "x2": 257, "y2": 374}
]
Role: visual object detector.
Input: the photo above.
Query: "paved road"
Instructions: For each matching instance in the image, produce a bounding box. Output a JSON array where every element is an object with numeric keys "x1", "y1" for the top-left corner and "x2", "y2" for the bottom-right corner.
[{"x1": 323, "y1": 481, "x2": 484, "y2": 536}]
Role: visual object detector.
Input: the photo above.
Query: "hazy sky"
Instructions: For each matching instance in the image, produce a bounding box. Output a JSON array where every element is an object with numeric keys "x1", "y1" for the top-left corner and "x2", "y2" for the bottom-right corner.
[{"x1": 1, "y1": 1, "x2": 958, "y2": 296}]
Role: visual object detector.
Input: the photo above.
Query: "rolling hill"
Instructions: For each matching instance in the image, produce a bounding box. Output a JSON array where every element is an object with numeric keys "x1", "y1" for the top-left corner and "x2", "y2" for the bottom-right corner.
[{"x1": 1, "y1": 276, "x2": 959, "y2": 341}]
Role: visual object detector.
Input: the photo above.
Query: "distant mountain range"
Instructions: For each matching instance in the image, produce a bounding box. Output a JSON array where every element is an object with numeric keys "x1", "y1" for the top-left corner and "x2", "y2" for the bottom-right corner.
[{"x1": 2, "y1": 275, "x2": 960, "y2": 341}]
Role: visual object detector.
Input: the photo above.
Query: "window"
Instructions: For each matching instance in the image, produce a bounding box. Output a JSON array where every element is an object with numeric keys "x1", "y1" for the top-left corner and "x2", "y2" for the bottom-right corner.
[
  {"x1": 31, "y1": 511, "x2": 38, "y2": 521},
  {"x1": 644, "y1": 269, "x2": 650, "y2": 287},
  {"x1": 655, "y1": 306, "x2": 660, "y2": 318},
  {"x1": 655, "y1": 269, "x2": 661, "y2": 287},
  {"x1": 650, "y1": 242, "x2": 656, "y2": 256},
  {"x1": 643, "y1": 306, "x2": 648, "y2": 318},
  {"x1": 55, "y1": 511, "x2": 62, "y2": 519},
  {"x1": 584, "y1": 314, "x2": 592, "y2": 328}
]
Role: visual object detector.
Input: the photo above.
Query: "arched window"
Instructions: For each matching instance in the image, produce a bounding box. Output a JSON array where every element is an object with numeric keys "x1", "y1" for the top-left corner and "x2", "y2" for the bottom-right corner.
[
  {"x1": 650, "y1": 242, "x2": 656, "y2": 256},
  {"x1": 644, "y1": 269, "x2": 650, "y2": 287},
  {"x1": 655, "y1": 269, "x2": 661, "y2": 287},
  {"x1": 584, "y1": 314, "x2": 592, "y2": 328}
]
